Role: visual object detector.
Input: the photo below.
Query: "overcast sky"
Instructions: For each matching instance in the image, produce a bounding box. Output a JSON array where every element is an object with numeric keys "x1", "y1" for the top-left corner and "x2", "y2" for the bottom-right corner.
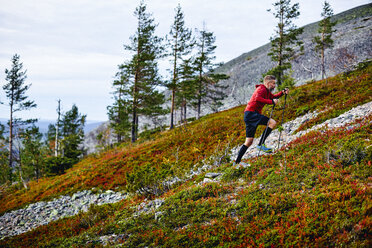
[{"x1": 0, "y1": 0, "x2": 370, "y2": 122}]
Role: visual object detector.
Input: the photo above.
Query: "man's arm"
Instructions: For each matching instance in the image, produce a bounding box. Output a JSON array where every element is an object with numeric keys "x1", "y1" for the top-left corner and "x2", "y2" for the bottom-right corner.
[
  {"x1": 273, "y1": 90, "x2": 284, "y2": 98},
  {"x1": 273, "y1": 88, "x2": 289, "y2": 98},
  {"x1": 254, "y1": 87, "x2": 274, "y2": 104}
]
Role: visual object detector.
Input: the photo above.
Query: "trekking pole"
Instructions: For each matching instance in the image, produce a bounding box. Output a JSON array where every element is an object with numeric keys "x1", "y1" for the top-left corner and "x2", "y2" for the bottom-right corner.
[
  {"x1": 277, "y1": 91, "x2": 288, "y2": 172},
  {"x1": 256, "y1": 103, "x2": 276, "y2": 160},
  {"x1": 277, "y1": 92, "x2": 288, "y2": 151}
]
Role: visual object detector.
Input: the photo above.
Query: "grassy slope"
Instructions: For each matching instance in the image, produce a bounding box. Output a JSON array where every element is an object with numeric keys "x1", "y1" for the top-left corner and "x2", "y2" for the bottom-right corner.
[{"x1": 0, "y1": 61, "x2": 371, "y2": 247}]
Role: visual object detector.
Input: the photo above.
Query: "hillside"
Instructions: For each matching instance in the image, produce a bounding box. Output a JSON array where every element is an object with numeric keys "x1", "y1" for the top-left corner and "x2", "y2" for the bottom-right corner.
[
  {"x1": 0, "y1": 59, "x2": 371, "y2": 246},
  {"x1": 82, "y1": 4, "x2": 372, "y2": 154}
]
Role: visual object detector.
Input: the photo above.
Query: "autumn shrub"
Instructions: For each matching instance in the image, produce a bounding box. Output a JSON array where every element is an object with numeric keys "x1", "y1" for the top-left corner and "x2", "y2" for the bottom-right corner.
[
  {"x1": 222, "y1": 165, "x2": 247, "y2": 182},
  {"x1": 327, "y1": 134, "x2": 369, "y2": 166},
  {"x1": 126, "y1": 161, "x2": 174, "y2": 196}
]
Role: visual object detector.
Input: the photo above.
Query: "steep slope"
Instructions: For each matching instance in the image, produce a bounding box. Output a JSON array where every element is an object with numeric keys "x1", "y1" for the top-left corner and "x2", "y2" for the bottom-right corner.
[{"x1": 0, "y1": 60, "x2": 371, "y2": 247}]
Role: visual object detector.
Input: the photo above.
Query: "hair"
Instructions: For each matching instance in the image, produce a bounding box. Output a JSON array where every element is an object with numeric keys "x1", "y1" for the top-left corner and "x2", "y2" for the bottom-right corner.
[{"x1": 264, "y1": 75, "x2": 276, "y2": 83}]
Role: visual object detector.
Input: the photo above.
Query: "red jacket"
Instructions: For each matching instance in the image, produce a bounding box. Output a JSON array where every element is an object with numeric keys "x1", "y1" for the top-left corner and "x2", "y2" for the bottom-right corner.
[{"x1": 244, "y1": 84, "x2": 284, "y2": 114}]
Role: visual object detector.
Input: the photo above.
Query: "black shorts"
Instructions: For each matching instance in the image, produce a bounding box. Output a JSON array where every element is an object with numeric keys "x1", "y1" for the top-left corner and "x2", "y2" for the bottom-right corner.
[{"x1": 244, "y1": 111, "x2": 270, "y2": 138}]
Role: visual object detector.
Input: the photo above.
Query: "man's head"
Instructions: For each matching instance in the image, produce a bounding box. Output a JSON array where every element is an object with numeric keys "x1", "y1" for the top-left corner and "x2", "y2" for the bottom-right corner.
[{"x1": 263, "y1": 75, "x2": 276, "y2": 91}]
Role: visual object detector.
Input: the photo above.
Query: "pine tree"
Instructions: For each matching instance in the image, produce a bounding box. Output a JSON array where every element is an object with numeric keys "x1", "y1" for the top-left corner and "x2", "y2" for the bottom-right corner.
[
  {"x1": 116, "y1": 1, "x2": 166, "y2": 142},
  {"x1": 2, "y1": 54, "x2": 36, "y2": 181},
  {"x1": 267, "y1": 0, "x2": 304, "y2": 86},
  {"x1": 193, "y1": 25, "x2": 229, "y2": 119},
  {"x1": 167, "y1": 4, "x2": 193, "y2": 129},
  {"x1": 313, "y1": 1, "x2": 337, "y2": 80}
]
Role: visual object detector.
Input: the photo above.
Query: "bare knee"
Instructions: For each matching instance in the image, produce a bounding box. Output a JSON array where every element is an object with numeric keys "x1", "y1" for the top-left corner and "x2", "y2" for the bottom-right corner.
[
  {"x1": 244, "y1": 138, "x2": 253, "y2": 147},
  {"x1": 268, "y1": 119, "x2": 277, "y2": 129}
]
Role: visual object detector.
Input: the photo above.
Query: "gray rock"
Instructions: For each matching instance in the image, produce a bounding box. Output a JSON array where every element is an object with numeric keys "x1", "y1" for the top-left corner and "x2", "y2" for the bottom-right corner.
[
  {"x1": 202, "y1": 178, "x2": 214, "y2": 184},
  {"x1": 205, "y1": 173, "x2": 222, "y2": 179}
]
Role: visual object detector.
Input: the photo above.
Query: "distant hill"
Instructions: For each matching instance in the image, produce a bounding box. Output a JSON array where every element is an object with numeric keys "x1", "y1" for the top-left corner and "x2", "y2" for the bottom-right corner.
[{"x1": 214, "y1": 3, "x2": 372, "y2": 110}]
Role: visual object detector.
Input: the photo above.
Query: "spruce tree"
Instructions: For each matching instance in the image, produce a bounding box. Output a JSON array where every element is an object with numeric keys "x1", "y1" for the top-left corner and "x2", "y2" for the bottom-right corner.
[
  {"x1": 116, "y1": 1, "x2": 165, "y2": 142},
  {"x1": 2, "y1": 54, "x2": 36, "y2": 180},
  {"x1": 60, "y1": 104, "x2": 86, "y2": 162},
  {"x1": 46, "y1": 124, "x2": 57, "y2": 153},
  {"x1": 19, "y1": 126, "x2": 44, "y2": 181},
  {"x1": 107, "y1": 66, "x2": 131, "y2": 143},
  {"x1": 267, "y1": 0, "x2": 304, "y2": 86},
  {"x1": 167, "y1": 4, "x2": 193, "y2": 129},
  {"x1": 0, "y1": 124, "x2": 9, "y2": 183},
  {"x1": 176, "y1": 58, "x2": 197, "y2": 123},
  {"x1": 313, "y1": 1, "x2": 337, "y2": 80}
]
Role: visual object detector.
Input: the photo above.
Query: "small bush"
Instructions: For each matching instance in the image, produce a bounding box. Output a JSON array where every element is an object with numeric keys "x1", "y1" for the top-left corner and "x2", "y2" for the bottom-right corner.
[
  {"x1": 126, "y1": 162, "x2": 173, "y2": 196},
  {"x1": 327, "y1": 136, "x2": 368, "y2": 166},
  {"x1": 44, "y1": 156, "x2": 75, "y2": 176},
  {"x1": 222, "y1": 166, "x2": 246, "y2": 181}
]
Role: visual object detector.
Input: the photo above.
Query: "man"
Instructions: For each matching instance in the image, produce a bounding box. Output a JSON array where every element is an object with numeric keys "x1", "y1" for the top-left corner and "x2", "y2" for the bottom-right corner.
[{"x1": 234, "y1": 75, "x2": 289, "y2": 165}]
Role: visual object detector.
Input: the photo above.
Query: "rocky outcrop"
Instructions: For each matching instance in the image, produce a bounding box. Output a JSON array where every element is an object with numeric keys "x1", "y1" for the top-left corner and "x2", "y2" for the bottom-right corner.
[{"x1": 0, "y1": 189, "x2": 127, "y2": 239}]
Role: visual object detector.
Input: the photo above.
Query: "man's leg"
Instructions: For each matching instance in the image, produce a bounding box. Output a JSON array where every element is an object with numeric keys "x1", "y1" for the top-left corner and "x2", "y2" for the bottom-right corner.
[
  {"x1": 258, "y1": 118, "x2": 277, "y2": 147},
  {"x1": 235, "y1": 138, "x2": 253, "y2": 164}
]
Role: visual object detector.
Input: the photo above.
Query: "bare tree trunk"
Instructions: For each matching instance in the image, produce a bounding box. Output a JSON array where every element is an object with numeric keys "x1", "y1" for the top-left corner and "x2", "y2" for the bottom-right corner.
[
  {"x1": 8, "y1": 99, "x2": 13, "y2": 172},
  {"x1": 19, "y1": 169, "x2": 27, "y2": 189},
  {"x1": 197, "y1": 76, "x2": 202, "y2": 120},
  {"x1": 55, "y1": 99, "x2": 61, "y2": 156},
  {"x1": 131, "y1": 99, "x2": 137, "y2": 143},
  {"x1": 301, "y1": 63, "x2": 313, "y2": 79}
]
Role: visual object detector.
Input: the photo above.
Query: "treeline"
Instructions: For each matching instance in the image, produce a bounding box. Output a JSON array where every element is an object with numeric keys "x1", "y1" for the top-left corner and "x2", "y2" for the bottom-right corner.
[{"x1": 0, "y1": 55, "x2": 87, "y2": 186}]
